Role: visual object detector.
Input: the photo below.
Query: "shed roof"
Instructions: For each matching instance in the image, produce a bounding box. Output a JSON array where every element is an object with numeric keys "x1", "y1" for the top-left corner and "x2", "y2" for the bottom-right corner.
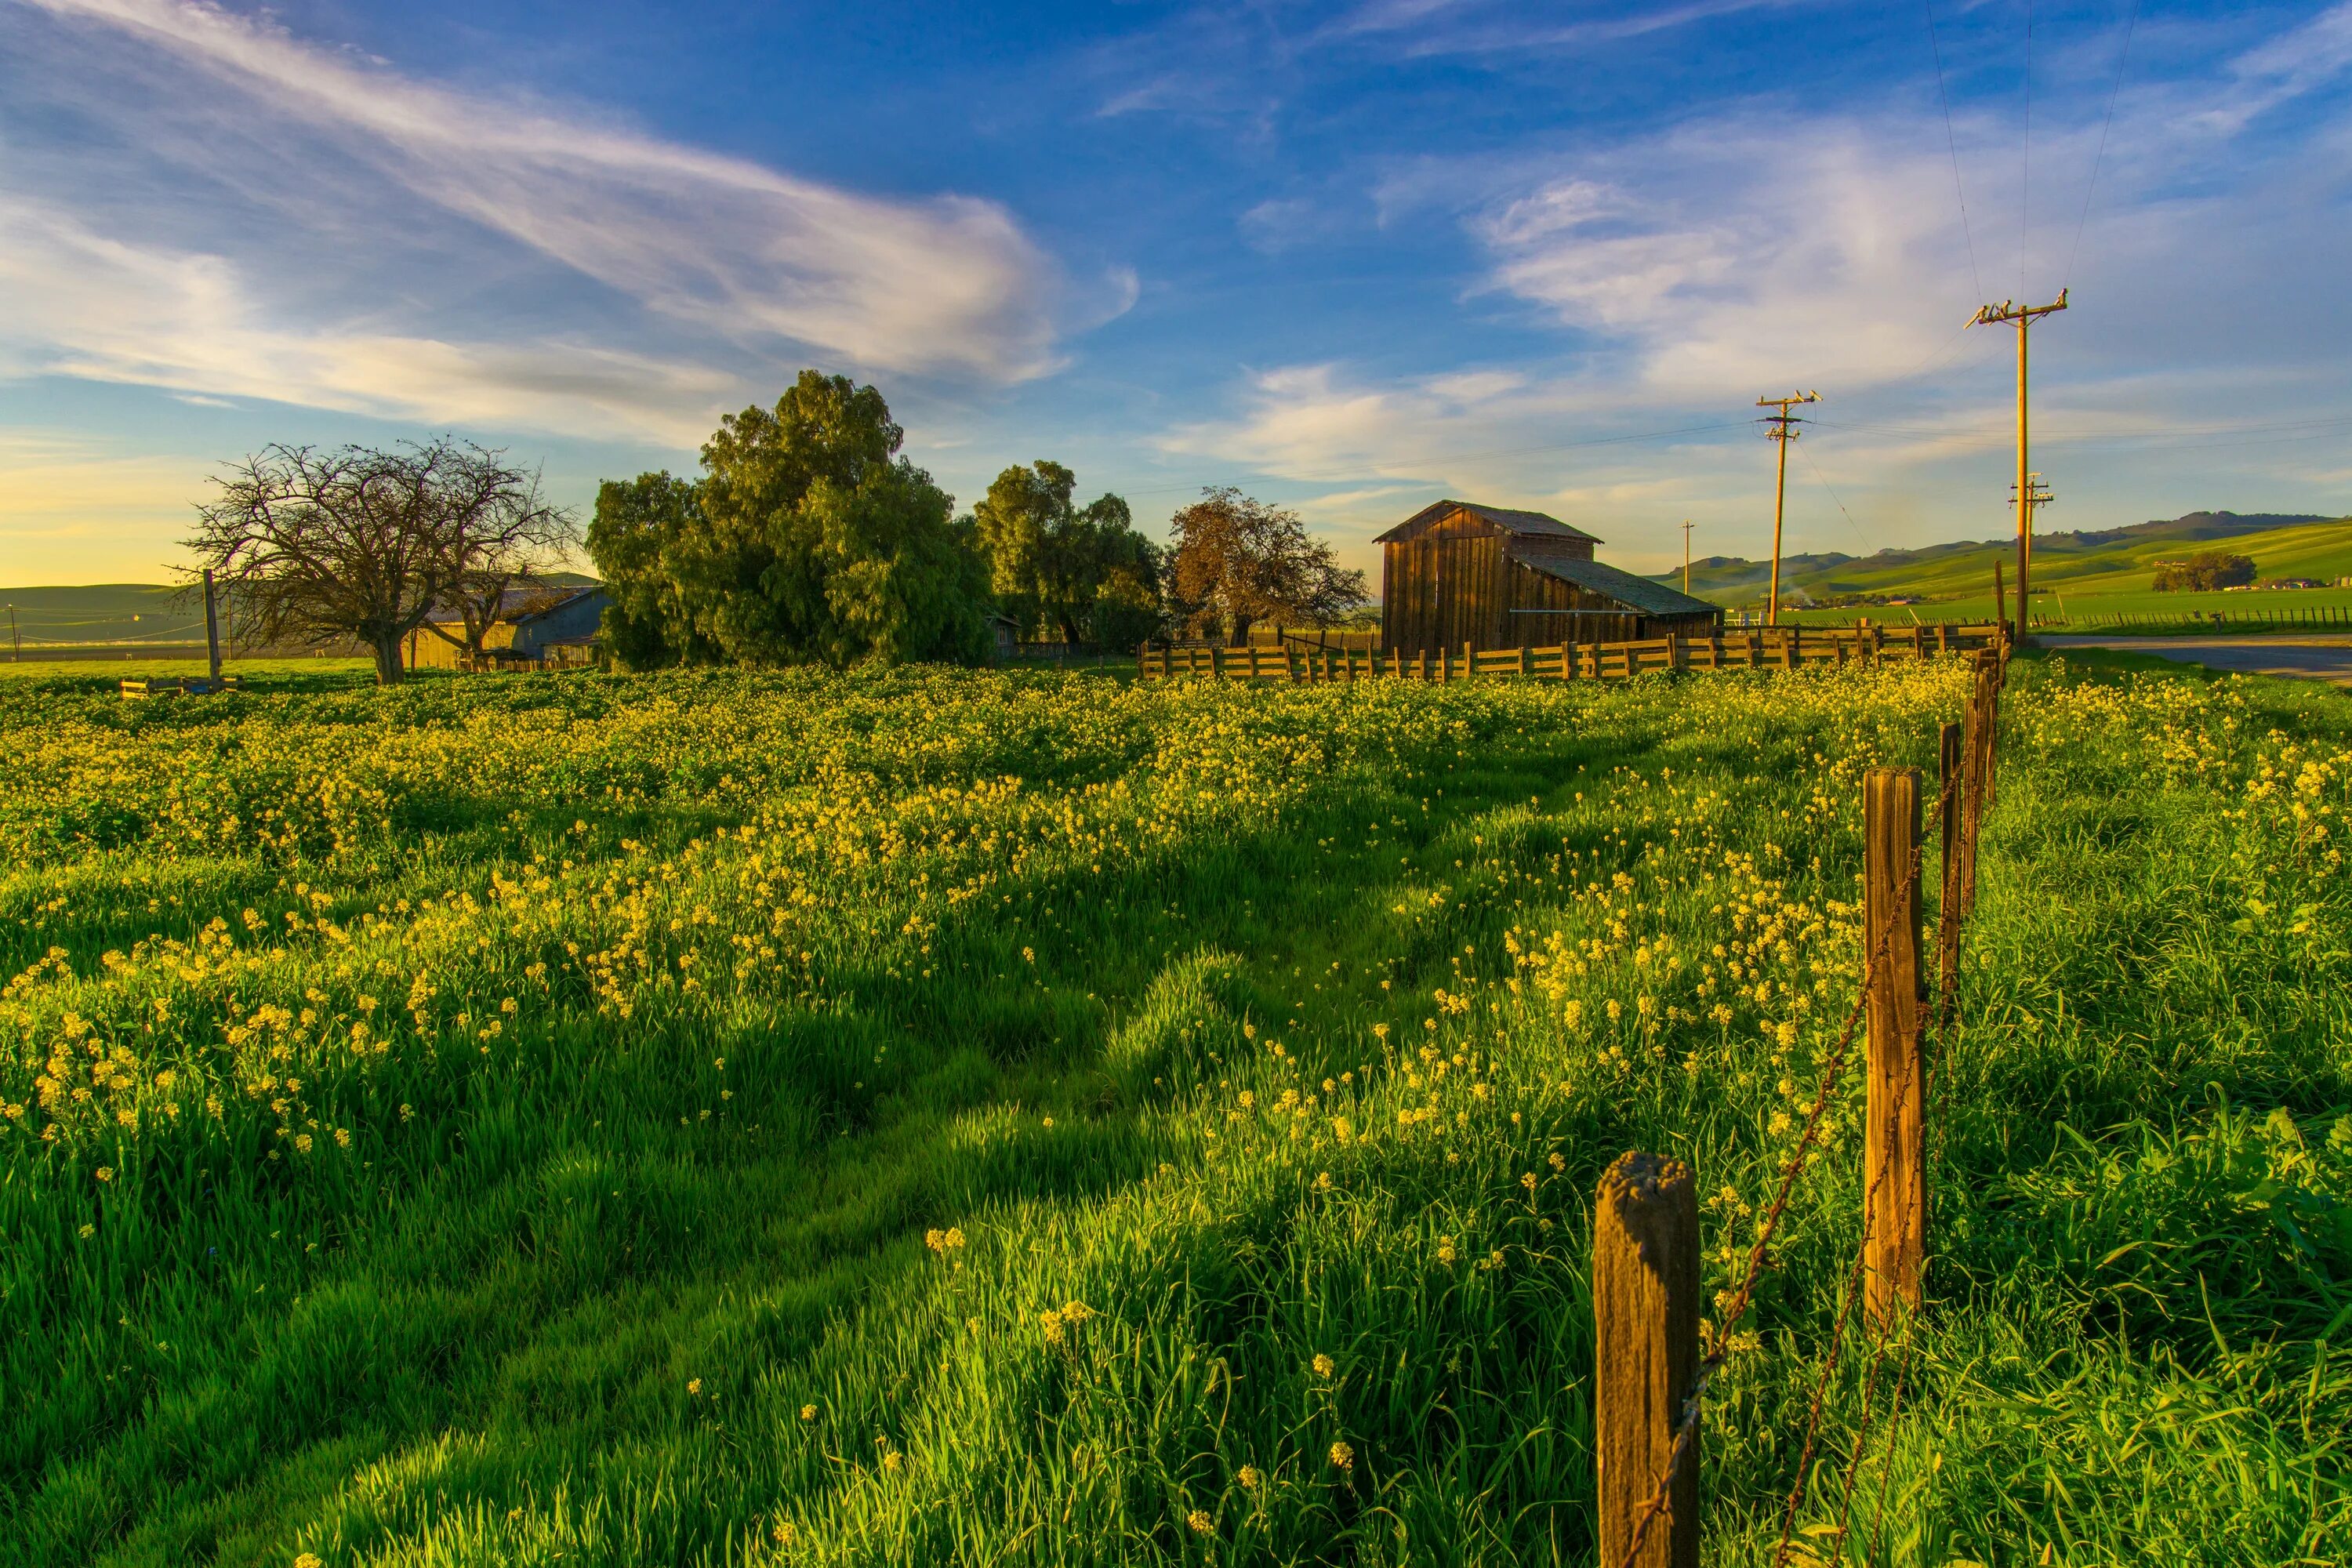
[
  {"x1": 1373, "y1": 499, "x2": 1603, "y2": 546},
  {"x1": 1514, "y1": 555, "x2": 1719, "y2": 618},
  {"x1": 426, "y1": 584, "x2": 604, "y2": 625}
]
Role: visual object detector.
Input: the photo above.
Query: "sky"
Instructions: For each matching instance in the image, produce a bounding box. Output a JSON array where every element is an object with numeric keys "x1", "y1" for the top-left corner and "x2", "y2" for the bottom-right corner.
[{"x1": 2, "y1": 0, "x2": 2349, "y2": 586}]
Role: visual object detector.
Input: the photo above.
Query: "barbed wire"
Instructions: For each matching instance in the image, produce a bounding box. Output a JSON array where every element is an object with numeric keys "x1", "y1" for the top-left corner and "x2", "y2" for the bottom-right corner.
[
  {"x1": 1616, "y1": 648, "x2": 2002, "y2": 1568},
  {"x1": 1615, "y1": 784, "x2": 1952, "y2": 1568}
]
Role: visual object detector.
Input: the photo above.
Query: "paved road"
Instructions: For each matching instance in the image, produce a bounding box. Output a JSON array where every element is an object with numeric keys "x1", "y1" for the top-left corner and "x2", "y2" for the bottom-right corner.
[{"x1": 2038, "y1": 636, "x2": 2352, "y2": 687}]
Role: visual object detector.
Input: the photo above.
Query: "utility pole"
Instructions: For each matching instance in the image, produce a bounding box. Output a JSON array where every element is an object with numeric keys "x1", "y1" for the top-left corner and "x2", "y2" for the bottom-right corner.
[
  {"x1": 5, "y1": 604, "x2": 16, "y2": 662},
  {"x1": 1682, "y1": 520, "x2": 1694, "y2": 596},
  {"x1": 1758, "y1": 391, "x2": 1820, "y2": 626},
  {"x1": 1968, "y1": 290, "x2": 2067, "y2": 637},
  {"x1": 2008, "y1": 475, "x2": 2053, "y2": 630}
]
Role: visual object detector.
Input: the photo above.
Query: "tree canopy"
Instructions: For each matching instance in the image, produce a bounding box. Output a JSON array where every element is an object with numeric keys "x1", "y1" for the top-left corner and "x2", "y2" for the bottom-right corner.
[
  {"x1": 588, "y1": 372, "x2": 990, "y2": 668},
  {"x1": 182, "y1": 439, "x2": 575, "y2": 684},
  {"x1": 1167, "y1": 487, "x2": 1368, "y2": 644},
  {"x1": 969, "y1": 460, "x2": 1162, "y2": 646},
  {"x1": 2152, "y1": 551, "x2": 2258, "y2": 593}
]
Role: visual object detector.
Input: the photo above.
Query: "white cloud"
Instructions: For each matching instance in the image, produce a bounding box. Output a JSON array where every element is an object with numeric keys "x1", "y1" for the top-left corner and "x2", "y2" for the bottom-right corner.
[
  {"x1": 1155, "y1": 9, "x2": 2352, "y2": 573},
  {"x1": 1, "y1": 0, "x2": 1102, "y2": 437},
  {"x1": 0, "y1": 195, "x2": 739, "y2": 443}
]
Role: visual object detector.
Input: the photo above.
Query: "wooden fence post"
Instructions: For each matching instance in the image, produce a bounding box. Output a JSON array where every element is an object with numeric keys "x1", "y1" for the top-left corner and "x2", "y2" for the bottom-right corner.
[
  {"x1": 1937, "y1": 722, "x2": 1963, "y2": 1020},
  {"x1": 1864, "y1": 768, "x2": 1926, "y2": 1326},
  {"x1": 1463, "y1": 640, "x2": 1475, "y2": 681},
  {"x1": 1593, "y1": 1151, "x2": 1700, "y2": 1568}
]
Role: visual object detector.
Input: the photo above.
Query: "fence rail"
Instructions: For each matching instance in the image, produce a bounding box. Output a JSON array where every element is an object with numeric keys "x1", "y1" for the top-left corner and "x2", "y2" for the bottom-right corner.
[
  {"x1": 2028, "y1": 604, "x2": 2352, "y2": 634},
  {"x1": 1139, "y1": 622, "x2": 2005, "y2": 684}
]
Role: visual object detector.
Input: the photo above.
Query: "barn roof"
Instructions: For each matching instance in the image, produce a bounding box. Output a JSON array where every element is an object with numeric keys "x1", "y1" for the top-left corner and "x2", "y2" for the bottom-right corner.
[
  {"x1": 1514, "y1": 555, "x2": 1719, "y2": 617},
  {"x1": 425, "y1": 584, "x2": 604, "y2": 625},
  {"x1": 1373, "y1": 499, "x2": 1603, "y2": 546}
]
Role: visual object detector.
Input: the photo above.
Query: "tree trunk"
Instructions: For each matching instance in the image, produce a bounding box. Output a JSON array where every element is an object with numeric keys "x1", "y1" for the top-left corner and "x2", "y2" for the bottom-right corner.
[
  {"x1": 372, "y1": 630, "x2": 407, "y2": 685},
  {"x1": 1231, "y1": 615, "x2": 1253, "y2": 648}
]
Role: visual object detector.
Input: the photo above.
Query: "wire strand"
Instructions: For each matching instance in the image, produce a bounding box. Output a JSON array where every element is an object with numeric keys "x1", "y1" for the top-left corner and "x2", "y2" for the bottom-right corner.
[
  {"x1": 2020, "y1": 0, "x2": 2034, "y2": 297},
  {"x1": 1923, "y1": 0, "x2": 1985, "y2": 301},
  {"x1": 2064, "y1": 0, "x2": 2143, "y2": 291}
]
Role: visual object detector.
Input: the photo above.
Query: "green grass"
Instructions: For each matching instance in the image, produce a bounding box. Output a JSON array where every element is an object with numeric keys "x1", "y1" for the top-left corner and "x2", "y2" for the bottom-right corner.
[
  {"x1": 1, "y1": 657, "x2": 2347, "y2": 1566},
  {"x1": 1780, "y1": 583, "x2": 2352, "y2": 630},
  {"x1": 1680, "y1": 514, "x2": 2352, "y2": 622},
  {"x1": 0, "y1": 659, "x2": 382, "y2": 685}
]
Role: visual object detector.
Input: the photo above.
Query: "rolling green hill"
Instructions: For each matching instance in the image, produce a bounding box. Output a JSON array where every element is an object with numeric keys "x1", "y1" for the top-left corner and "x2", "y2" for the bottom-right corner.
[
  {"x1": 0, "y1": 585, "x2": 205, "y2": 647},
  {"x1": 0, "y1": 575, "x2": 600, "y2": 648},
  {"x1": 1664, "y1": 511, "x2": 2352, "y2": 612}
]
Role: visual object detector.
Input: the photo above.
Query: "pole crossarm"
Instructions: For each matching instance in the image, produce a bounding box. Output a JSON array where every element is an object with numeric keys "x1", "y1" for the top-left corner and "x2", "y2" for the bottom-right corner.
[
  {"x1": 1757, "y1": 390, "x2": 1820, "y2": 629},
  {"x1": 1965, "y1": 289, "x2": 2068, "y2": 330}
]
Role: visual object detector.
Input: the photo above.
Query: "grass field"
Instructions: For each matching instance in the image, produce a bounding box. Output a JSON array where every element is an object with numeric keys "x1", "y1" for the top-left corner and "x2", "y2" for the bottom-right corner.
[
  {"x1": 1678, "y1": 514, "x2": 2352, "y2": 624},
  {"x1": 1782, "y1": 583, "x2": 2352, "y2": 630},
  {"x1": 3, "y1": 657, "x2": 2347, "y2": 1565}
]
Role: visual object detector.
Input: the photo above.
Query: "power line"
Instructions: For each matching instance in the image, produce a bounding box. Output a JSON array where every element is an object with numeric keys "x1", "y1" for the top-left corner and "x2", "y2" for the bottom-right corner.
[
  {"x1": 2063, "y1": 0, "x2": 2143, "y2": 292},
  {"x1": 1795, "y1": 441, "x2": 1876, "y2": 556},
  {"x1": 1811, "y1": 413, "x2": 2352, "y2": 447},
  {"x1": 2020, "y1": 0, "x2": 2034, "y2": 297},
  {"x1": 1113, "y1": 419, "x2": 1755, "y2": 495},
  {"x1": 1922, "y1": 0, "x2": 1984, "y2": 300}
]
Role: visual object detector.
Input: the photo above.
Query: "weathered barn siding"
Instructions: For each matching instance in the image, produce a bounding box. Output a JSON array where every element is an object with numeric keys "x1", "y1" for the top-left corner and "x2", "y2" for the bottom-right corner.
[
  {"x1": 408, "y1": 586, "x2": 608, "y2": 670},
  {"x1": 1375, "y1": 500, "x2": 1719, "y2": 655}
]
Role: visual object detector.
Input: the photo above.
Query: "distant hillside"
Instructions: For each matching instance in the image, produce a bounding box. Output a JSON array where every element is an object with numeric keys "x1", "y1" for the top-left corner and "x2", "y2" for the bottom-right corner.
[
  {"x1": 0, "y1": 574, "x2": 599, "y2": 647},
  {"x1": 1658, "y1": 512, "x2": 2350, "y2": 607}
]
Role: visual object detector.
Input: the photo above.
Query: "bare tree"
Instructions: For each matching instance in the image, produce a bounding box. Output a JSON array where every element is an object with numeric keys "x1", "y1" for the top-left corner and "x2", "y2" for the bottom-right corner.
[
  {"x1": 1167, "y1": 487, "x2": 1367, "y2": 644},
  {"x1": 182, "y1": 440, "x2": 578, "y2": 684}
]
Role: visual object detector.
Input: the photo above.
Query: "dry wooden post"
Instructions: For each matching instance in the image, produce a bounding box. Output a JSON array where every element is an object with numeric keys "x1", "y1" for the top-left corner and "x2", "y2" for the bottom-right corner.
[
  {"x1": 1864, "y1": 768, "x2": 1926, "y2": 1327},
  {"x1": 1979, "y1": 652, "x2": 1999, "y2": 807},
  {"x1": 1593, "y1": 1151, "x2": 1700, "y2": 1568},
  {"x1": 1463, "y1": 640, "x2": 1475, "y2": 681},
  {"x1": 1517, "y1": 644, "x2": 1530, "y2": 677},
  {"x1": 1937, "y1": 721, "x2": 1964, "y2": 1015}
]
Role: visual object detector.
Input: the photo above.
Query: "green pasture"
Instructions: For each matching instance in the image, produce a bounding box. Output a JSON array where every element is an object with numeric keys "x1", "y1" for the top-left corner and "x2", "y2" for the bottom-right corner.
[
  {"x1": 1, "y1": 656, "x2": 2346, "y2": 1565},
  {"x1": 1693, "y1": 514, "x2": 2352, "y2": 622}
]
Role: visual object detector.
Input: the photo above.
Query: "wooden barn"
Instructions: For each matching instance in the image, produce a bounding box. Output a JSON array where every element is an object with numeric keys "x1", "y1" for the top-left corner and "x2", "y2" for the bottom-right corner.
[
  {"x1": 407, "y1": 584, "x2": 608, "y2": 671},
  {"x1": 1375, "y1": 499, "x2": 1722, "y2": 655}
]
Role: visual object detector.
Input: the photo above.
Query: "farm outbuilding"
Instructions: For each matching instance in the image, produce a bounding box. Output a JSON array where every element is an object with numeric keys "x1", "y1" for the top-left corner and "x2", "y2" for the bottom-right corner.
[
  {"x1": 1374, "y1": 499, "x2": 1722, "y2": 655},
  {"x1": 406, "y1": 585, "x2": 608, "y2": 671}
]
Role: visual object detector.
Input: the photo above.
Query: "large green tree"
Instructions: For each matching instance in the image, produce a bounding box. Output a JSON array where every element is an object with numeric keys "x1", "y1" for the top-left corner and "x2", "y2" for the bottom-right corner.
[
  {"x1": 970, "y1": 460, "x2": 1163, "y2": 646},
  {"x1": 586, "y1": 372, "x2": 990, "y2": 668}
]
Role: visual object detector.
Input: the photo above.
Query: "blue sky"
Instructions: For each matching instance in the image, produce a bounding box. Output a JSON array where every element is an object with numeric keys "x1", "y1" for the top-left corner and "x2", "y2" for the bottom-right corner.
[{"x1": 2, "y1": 0, "x2": 2348, "y2": 585}]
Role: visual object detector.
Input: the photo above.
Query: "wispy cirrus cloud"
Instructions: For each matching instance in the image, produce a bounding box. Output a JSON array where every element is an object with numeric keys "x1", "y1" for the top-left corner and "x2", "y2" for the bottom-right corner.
[
  {"x1": 0, "y1": 194, "x2": 742, "y2": 444},
  {"x1": 0, "y1": 0, "x2": 1119, "y2": 438}
]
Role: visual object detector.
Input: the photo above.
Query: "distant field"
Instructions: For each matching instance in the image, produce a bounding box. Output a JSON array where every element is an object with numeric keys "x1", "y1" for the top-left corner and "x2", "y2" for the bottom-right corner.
[
  {"x1": 0, "y1": 584, "x2": 204, "y2": 648},
  {"x1": 1784, "y1": 583, "x2": 2352, "y2": 629},
  {"x1": 0, "y1": 575, "x2": 597, "y2": 650},
  {"x1": 1682, "y1": 514, "x2": 2352, "y2": 616}
]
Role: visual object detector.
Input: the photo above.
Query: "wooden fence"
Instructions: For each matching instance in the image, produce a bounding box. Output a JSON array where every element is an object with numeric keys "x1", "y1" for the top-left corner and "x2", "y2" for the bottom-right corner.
[
  {"x1": 2030, "y1": 604, "x2": 2352, "y2": 634},
  {"x1": 1140, "y1": 622, "x2": 2005, "y2": 684},
  {"x1": 1599, "y1": 647, "x2": 2007, "y2": 1564}
]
